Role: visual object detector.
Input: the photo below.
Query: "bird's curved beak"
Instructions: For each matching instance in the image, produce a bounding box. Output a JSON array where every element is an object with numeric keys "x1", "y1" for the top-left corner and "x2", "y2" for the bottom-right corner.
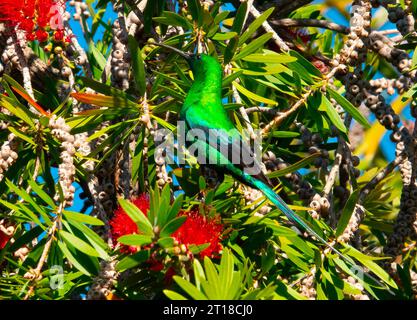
[{"x1": 154, "y1": 42, "x2": 193, "y2": 62}]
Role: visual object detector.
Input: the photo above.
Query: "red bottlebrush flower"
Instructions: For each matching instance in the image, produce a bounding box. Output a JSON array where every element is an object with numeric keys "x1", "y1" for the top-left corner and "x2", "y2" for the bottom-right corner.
[
  {"x1": 35, "y1": 29, "x2": 49, "y2": 42},
  {"x1": 164, "y1": 267, "x2": 176, "y2": 285},
  {"x1": 18, "y1": 19, "x2": 35, "y2": 34},
  {"x1": 53, "y1": 29, "x2": 64, "y2": 41},
  {"x1": 0, "y1": 0, "x2": 66, "y2": 42},
  {"x1": 26, "y1": 33, "x2": 36, "y2": 41},
  {"x1": 172, "y1": 210, "x2": 223, "y2": 258},
  {"x1": 64, "y1": 35, "x2": 73, "y2": 43},
  {"x1": 311, "y1": 59, "x2": 329, "y2": 74},
  {"x1": 148, "y1": 259, "x2": 164, "y2": 272},
  {"x1": 0, "y1": 229, "x2": 11, "y2": 250},
  {"x1": 109, "y1": 194, "x2": 150, "y2": 254},
  {"x1": 109, "y1": 194, "x2": 224, "y2": 260}
]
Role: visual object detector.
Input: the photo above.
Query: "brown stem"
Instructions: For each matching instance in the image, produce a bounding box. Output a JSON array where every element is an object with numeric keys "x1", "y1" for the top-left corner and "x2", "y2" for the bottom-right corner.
[{"x1": 271, "y1": 18, "x2": 349, "y2": 34}]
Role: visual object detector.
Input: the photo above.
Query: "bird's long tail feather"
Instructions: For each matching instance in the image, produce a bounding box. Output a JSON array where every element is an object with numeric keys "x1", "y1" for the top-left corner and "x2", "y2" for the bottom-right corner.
[
  {"x1": 252, "y1": 178, "x2": 351, "y2": 261},
  {"x1": 249, "y1": 177, "x2": 395, "y2": 294}
]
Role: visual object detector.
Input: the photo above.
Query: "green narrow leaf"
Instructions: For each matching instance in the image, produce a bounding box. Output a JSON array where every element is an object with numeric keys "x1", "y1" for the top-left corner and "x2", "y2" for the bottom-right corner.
[
  {"x1": 233, "y1": 33, "x2": 273, "y2": 61},
  {"x1": 117, "y1": 234, "x2": 153, "y2": 246},
  {"x1": 165, "y1": 194, "x2": 184, "y2": 225},
  {"x1": 57, "y1": 241, "x2": 91, "y2": 276},
  {"x1": 341, "y1": 245, "x2": 398, "y2": 289},
  {"x1": 157, "y1": 237, "x2": 175, "y2": 248},
  {"x1": 115, "y1": 250, "x2": 151, "y2": 272},
  {"x1": 231, "y1": 1, "x2": 248, "y2": 34},
  {"x1": 412, "y1": 45, "x2": 417, "y2": 68},
  {"x1": 320, "y1": 95, "x2": 347, "y2": 133},
  {"x1": 7, "y1": 127, "x2": 36, "y2": 146},
  {"x1": 193, "y1": 259, "x2": 206, "y2": 290},
  {"x1": 153, "y1": 11, "x2": 191, "y2": 29},
  {"x1": 212, "y1": 32, "x2": 238, "y2": 41},
  {"x1": 232, "y1": 81, "x2": 277, "y2": 105},
  {"x1": 160, "y1": 216, "x2": 187, "y2": 238},
  {"x1": 219, "y1": 249, "x2": 233, "y2": 295},
  {"x1": 223, "y1": 35, "x2": 238, "y2": 64},
  {"x1": 89, "y1": 44, "x2": 106, "y2": 70},
  {"x1": 203, "y1": 257, "x2": 221, "y2": 298},
  {"x1": 128, "y1": 35, "x2": 146, "y2": 96},
  {"x1": 60, "y1": 230, "x2": 100, "y2": 257},
  {"x1": 6, "y1": 180, "x2": 52, "y2": 226},
  {"x1": 64, "y1": 211, "x2": 104, "y2": 226},
  {"x1": 242, "y1": 53, "x2": 297, "y2": 63},
  {"x1": 0, "y1": 95, "x2": 35, "y2": 127},
  {"x1": 27, "y1": 180, "x2": 56, "y2": 208},
  {"x1": 173, "y1": 276, "x2": 208, "y2": 300},
  {"x1": 118, "y1": 198, "x2": 154, "y2": 236},
  {"x1": 187, "y1": 0, "x2": 203, "y2": 26},
  {"x1": 163, "y1": 290, "x2": 188, "y2": 300},
  {"x1": 336, "y1": 190, "x2": 360, "y2": 237},
  {"x1": 188, "y1": 243, "x2": 210, "y2": 254},
  {"x1": 289, "y1": 50, "x2": 322, "y2": 78},
  {"x1": 239, "y1": 7, "x2": 275, "y2": 44},
  {"x1": 327, "y1": 87, "x2": 371, "y2": 128}
]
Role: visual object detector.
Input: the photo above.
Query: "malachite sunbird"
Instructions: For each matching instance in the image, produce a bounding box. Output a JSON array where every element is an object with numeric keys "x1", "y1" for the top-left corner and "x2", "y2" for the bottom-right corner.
[{"x1": 156, "y1": 43, "x2": 349, "y2": 260}]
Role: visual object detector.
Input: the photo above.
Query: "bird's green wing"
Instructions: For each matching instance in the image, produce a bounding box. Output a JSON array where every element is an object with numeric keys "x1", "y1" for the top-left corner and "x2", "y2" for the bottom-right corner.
[{"x1": 183, "y1": 110, "x2": 269, "y2": 185}]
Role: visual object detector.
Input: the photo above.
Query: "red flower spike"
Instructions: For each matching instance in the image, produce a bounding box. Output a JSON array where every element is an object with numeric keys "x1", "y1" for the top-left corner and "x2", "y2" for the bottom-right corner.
[
  {"x1": 109, "y1": 194, "x2": 224, "y2": 259},
  {"x1": 110, "y1": 194, "x2": 150, "y2": 254},
  {"x1": 0, "y1": 0, "x2": 66, "y2": 42},
  {"x1": 26, "y1": 33, "x2": 36, "y2": 41},
  {"x1": 64, "y1": 35, "x2": 73, "y2": 43},
  {"x1": 0, "y1": 229, "x2": 11, "y2": 250},
  {"x1": 172, "y1": 210, "x2": 223, "y2": 258},
  {"x1": 53, "y1": 29, "x2": 64, "y2": 41},
  {"x1": 36, "y1": 29, "x2": 49, "y2": 43}
]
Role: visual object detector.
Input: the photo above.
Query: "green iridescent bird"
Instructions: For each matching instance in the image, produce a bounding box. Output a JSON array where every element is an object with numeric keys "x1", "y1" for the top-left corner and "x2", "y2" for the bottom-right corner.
[{"x1": 157, "y1": 43, "x2": 345, "y2": 257}]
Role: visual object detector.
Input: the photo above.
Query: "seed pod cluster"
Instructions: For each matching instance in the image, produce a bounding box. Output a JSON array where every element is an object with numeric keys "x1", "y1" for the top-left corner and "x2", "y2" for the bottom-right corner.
[
  {"x1": 334, "y1": 0, "x2": 371, "y2": 67},
  {"x1": 384, "y1": 184, "x2": 417, "y2": 258},
  {"x1": 243, "y1": 187, "x2": 271, "y2": 215},
  {"x1": 87, "y1": 259, "x2": 119, "y2": 300},
  {"x1": 1, "y1": 37, "x2": 19, "y2": 68},
  {"x1": 300, "y1": 273, "x2": 316, "y2": 300},
  {"x1": 69, "y1": 0, "x2": 91, "y2": 21},
  {"x1": 369, "y1": 32, "x2": 416, "y2": 80},
  {"x1": 349, "y1": 105, "x2": 370, "y2": 150},
  {"x1": 262, "y1": 151, "x2": 316, "y2": 201},
  {"x1": 411, "y1": 270, "x2": 417, "y2": 296},
  {"x1": 296, "y1": 122, "x2": 330, "y2": 170},
  {"x1": 261, "y1": 151, "x2": 332, "y2": 218},
  {"x1": 0, "y1": 121, "x2": 8, "y2": 130},
  {"x1": 153, "y1": 128, "x2": 173, "y2": 188},
  {"x1": 92, "y1": 123, "x2": 117, "y2": 223},
  {"x1": 369, "y1": 78, "x2": 396, "y2": 95},
  {"x1": 364, "y1": 89, "x2": 401, "y2": 132},
  {"x1": 338, "y1": 204, "x2": 365, "y2": 242},
  {"x1": 111, "y1": 17, "x2": 130, "y2": 90},
  {"x1": 49, "y1": 115, "x2": 76, "y2": 206},
  {"x1": 396, "y1": 140, "x2": 413, "y2": 185},
  {"x1": 0, "y1": 133, "x2": 19, "y2": 181},
  {"x1": 380, "y1": 0, "x2": 416, "y2": 37},
  {"x1": 384, "y1": 140, "x2": 416, "y2": 259},
  {"x1": 345, "y1": 276, "x2": 369, "y2": 300}
]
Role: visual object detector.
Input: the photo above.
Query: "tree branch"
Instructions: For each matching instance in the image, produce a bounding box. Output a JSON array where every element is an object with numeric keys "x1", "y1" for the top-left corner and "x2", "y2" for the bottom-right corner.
[{"x1": 271, "y1": 18, "x2": 349, "y2": 34}]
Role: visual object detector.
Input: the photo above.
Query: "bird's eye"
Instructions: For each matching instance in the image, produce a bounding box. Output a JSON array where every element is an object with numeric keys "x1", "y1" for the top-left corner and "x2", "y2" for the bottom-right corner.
[{"x1": 196, "y1": 54, "x2": 202, "y2": 60}]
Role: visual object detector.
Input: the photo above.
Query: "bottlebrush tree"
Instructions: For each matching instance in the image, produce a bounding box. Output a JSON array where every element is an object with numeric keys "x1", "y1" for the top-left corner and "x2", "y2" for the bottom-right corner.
[{"x1": 0, "y1": 0, "x2": 417, "y2": 300}]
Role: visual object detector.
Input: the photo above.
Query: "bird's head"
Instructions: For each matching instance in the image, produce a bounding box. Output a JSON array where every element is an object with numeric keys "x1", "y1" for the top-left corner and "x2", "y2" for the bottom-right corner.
[{"x1": 154, "y1": 43, "x2": 221, "y2": 77}]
